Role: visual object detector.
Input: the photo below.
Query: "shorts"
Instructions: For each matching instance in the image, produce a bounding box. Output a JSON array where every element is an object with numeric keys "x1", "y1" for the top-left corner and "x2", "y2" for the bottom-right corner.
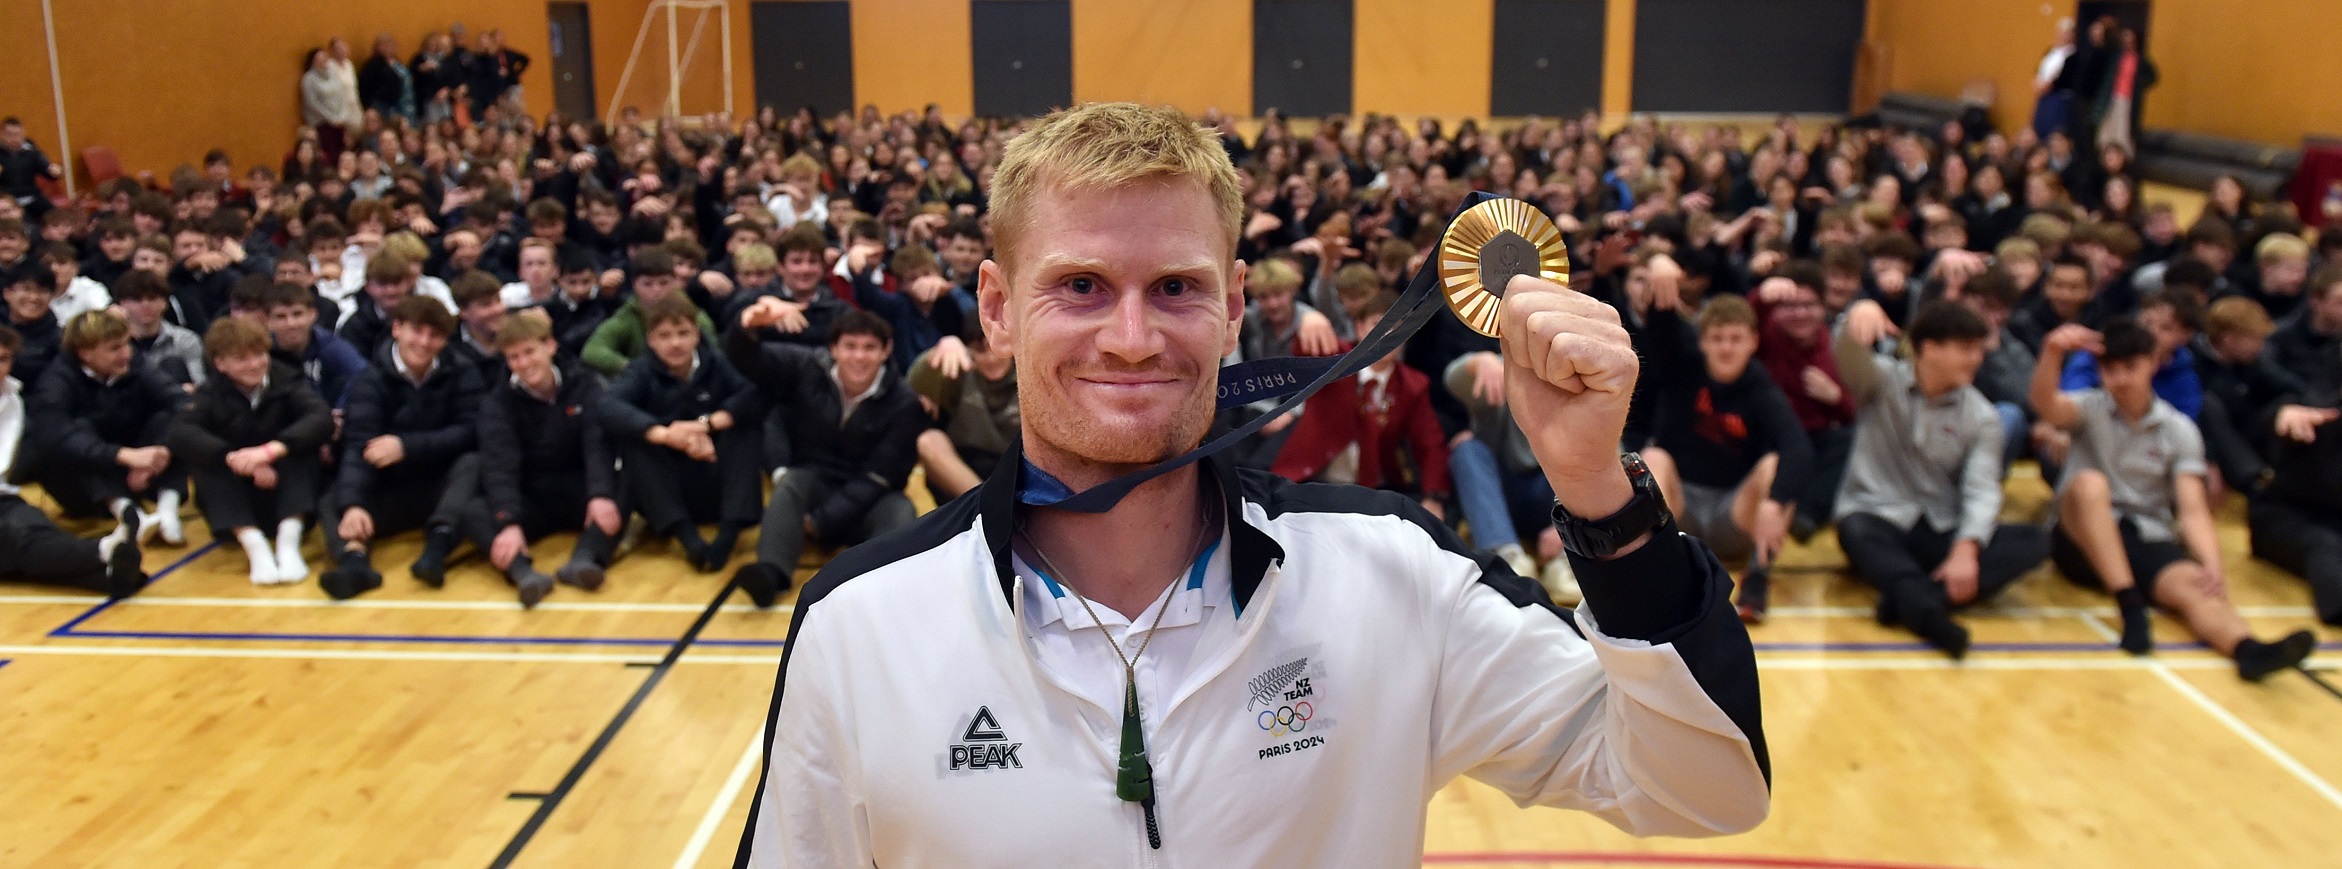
[
  {"x1": 1676, "y1": 480, "x2": 1752, "y2": 561},
  {"x1": 2052, "y1": 516, "x2": 2190, "y2": 598}
]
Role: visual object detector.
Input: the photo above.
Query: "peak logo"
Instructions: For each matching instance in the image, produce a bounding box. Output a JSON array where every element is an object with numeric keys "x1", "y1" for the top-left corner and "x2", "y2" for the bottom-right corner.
[{"x1": 948, "y1": 706, "x2": 1023, "y2": 771}]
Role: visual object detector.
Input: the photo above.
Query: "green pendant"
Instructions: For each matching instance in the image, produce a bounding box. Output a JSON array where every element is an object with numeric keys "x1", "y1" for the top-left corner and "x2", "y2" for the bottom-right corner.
[{"x1": 1115, "y1": 680, "x2": 1154, "y2": 803}]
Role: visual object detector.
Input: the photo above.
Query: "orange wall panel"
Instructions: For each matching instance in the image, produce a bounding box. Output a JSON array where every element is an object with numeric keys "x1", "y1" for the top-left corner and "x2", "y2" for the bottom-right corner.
[
  {"x1": 851, "y1": 0, "x2": 972, "y2": 116},
  {"x1": 1354, "y1": 0, "x2": 1494, "y2": 117},
  {"x1": 1867, "y1": 0, "x2": 2067, "y2": 135},
  {"x1": 2143, "y1": 0, "x2": 2342, "y2": 145},
  {"x1": 1072, "y1": 0, "x2": 1250, "y2": 115}
]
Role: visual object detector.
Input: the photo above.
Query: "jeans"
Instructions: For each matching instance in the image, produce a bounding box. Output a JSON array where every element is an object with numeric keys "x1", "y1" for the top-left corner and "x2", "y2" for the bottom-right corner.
[
  {"x1": 1994, "y1": 401, "x2": 2027, "y2": 471},
  {"x1": 1450, "y1": 438, "x2": 1552, "y2": 551}
]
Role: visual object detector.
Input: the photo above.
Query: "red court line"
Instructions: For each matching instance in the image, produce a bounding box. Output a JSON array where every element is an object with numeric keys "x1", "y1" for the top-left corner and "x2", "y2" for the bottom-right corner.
[{"x1": 1421, "y1": 853, "x2": 1975, "y2": 869}]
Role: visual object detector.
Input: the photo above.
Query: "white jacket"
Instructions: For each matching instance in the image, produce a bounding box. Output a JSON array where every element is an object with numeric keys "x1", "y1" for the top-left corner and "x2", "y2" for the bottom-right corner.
[{"x1": 736, "y1": 452, "x2": 1771, "y2": 868}]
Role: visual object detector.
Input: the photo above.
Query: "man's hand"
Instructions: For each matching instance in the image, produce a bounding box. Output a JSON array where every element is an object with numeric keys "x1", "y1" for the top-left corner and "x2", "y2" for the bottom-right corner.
[
  {"x1": 738, "y1": 296, "x2": 808, "y2": 333},
  {"x1": 491, "y1": 524, "x2": 529, "y2": 571},
  {"x1": 251, "y1": 464, "x2": 278, "y2": 491},
  {"x1": 930, "y1": 335, "x2": 972, "y2": 379},
  {"x1": 1841, "y1": 299, "x2": 1899, "y2": 346},
  {"x1": 2274, "y1": 405, "x2": 2340, "y2": 443},
  {"x1": 339, "y1": 507, "x2": 376, "y2": 544},
  {"x1": 1419, "y1": 497, "x2": 1445, "y2": 522},
  {"x1": 1498, "y1": 275, "x2": 1643, "y2": 524},
  {"x1": 1295, "y1": 309, "x2": 1339, "y2": 356},
  {"x1": 362, "y1": 435, "x2": 405, "y2": 468},
  {"x1": 1802, "y1": 366, "x2": 1844, "y2": 406},
  {"x1": 586, "y1": 497, "x2": 623, "y2": 536},
  {"x1": 2042, "y1": 323, "x2": 2103, "y2": 358},
  {"x1": 1933, "y1": 540, "x2": 1981, "y2": 604}
]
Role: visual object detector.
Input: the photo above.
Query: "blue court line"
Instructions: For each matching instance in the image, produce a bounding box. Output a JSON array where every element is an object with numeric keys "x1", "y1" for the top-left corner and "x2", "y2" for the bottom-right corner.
[{"x1": 46, "y1": 541, "x2": 220, "y2": 636}]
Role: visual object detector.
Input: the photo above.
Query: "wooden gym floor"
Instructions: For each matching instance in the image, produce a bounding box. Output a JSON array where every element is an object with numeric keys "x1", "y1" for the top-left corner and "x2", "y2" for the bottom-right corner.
[{"x1": 4, "y1": 462, "x2": 2338, "y2": 868}]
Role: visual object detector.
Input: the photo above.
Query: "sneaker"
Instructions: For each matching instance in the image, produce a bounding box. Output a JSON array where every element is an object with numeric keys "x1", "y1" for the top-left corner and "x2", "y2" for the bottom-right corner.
[
  {"x1": 320, "y1": 555, "x2": 382, "y2": 600},
  {"x1": 1736, "y1": 565, "x2": 1771, "y2": 625},
  {"x1": 156, "y1": 508, "x2": 185, "y2": 546},
  {"x1": 1493, "y1": 543, "x2": 1538, "y2": 582},
  {"x1": 733, "y1": 562, "x2": 791, "y2": 609},
  {"x1": 555, "y1": 561, "x2": 606, "y2": 592},
  {"x1": 1539, "y1": 558, "x2": 1582, "y2": 608}
]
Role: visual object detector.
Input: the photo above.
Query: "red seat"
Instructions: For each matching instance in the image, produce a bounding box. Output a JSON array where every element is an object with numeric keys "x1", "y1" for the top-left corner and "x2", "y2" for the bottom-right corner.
[{"x1": 79, "y1": 145, "x2": 122, "y2": 186}]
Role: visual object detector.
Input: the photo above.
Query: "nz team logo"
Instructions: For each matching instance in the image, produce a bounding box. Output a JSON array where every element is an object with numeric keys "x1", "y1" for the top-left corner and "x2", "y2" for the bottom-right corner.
[{"x1": 1248, "y1": 654, "x2": 1330, "y2": 758}]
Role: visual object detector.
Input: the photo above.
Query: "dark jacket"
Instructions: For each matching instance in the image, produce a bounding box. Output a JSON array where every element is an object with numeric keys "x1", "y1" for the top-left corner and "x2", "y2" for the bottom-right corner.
[
  {"x1": 598, "y1": 343, "x2": 762, "y2": 440},
  {"x1": 2265, "y1": 313, "x2": 2339, "y2": 396},
  {"x1": 19, "y1": 361, "x2": 182, "y2": 475},
  {"x1": 724, "y1": 326, "x2": 922, "y2": 539},
  {"x1": 166, "y1": 362, "x2": 335, "y2": 465},
  {"x1": 335, "y1": 345, "x2": 485, "y2": 503},
  {"x1": 6, "y1": 311, "x2": 60, "y2": 389},
  {"x1": 357, "y1": 53, "x2": 412, "y2": 116},
  {"x1": 272, "y1": 325, "x2": 369, "y2": 408},
  {"x1": 479, "y1": 363, "x2": 615, "y2": 526},
  {"x1": 337, "y1": 295, "x2": 394, "y2": 358},
  {"x1": 1643, "y1": 308, "x2": 1810, "y2": 501},
  {"x1": 846, "y1": 265, "x2": 966, "y2": 376}
]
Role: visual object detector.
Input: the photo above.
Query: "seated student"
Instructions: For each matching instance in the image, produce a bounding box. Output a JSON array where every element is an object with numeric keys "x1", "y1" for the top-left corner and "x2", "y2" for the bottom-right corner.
[
  {"x1": 540, "y1": 247, "x2": 619, "y2": 360},
  {"x1": 455, "y1": 314, "x2": 622, "y2": 607},
  {"x1": 164, "y1": 223, "x2": 234, "y2": 335},
  {"x1": 851, "y1": 244, "x2": 966, "y2": 377},
  {"x1": 2, "y1": 265, "x2": 59, "y2": 387},
  {"x1": 259, "y1": 280, "x2": 366, "y2": 408},
  {"x1": 763, "y1": 223, "x2": 852, "y2": 347},
  {"x1": 2266, "y1": 264, "x2": 2342, "y2": 393},
  {"x1": 908, "y1": 319, "x2": 1017, "y2": 503},
  {"x1": 2058, "y1": 289, "x2": 2205, "y2": 420},
  {"x1": 270, "y1": 235, "x2": 344, "y2": 327},
  {"x1": 111, "y1": 271, "x2": 204, "y2": 387},
  {"x1": 601, "y1": 296, "x2": 763, "y2": 574},
  {"x1": 1861, "y1": 232, "x2": 1925, "y2": 329},
  {"x1": 724, "y1": 301, "x2": 920, "y2": 606},
  {"x1": 498, "y1": 238, "x2": 560, "y2": 309},
  {"x1": 715, "y1": 242, "x2": 783, "y2": 327},
  {"x1": 0, "y1": 324, "x2": 146, "y2": 597},
  {"x1": 81, "y1": 217, "x2": 136, "y2": 288},
  {"x1": 1230, "y1": 256, "x2": 1338, "y2": 468},
  {"x1": 337, "y1": 249, "x2": 416, "y2": 356},
  {"x1": 1832, "y1": 299, "x2": 2052, "y2": 657},
  {"x1": 445, "y1": 270, "x2": 509, "y2": 383},
  {"x1": 39, "y1": 242, "x2": 110, "y2": 325},
  {"x1": 19, "y1": 309, "x2": 187, "y2": 544},
  {"x1": 2007, "y1": 252, "x2": 2098, "y2": 355},
  {"x1": 1955, "y1": 267, "x2": 2039, "y2": 467},
  {"x1": 2033, "y1": 318, "x2": 2317, "y2": 679},
  {"x1": 1640, "y1": 292, "x2": 1809, "y2": 620},
  {"x1": 319, "y1": 297, "x2": 486, "y2": 600},
  {"x1": 2194, "y1": 297, "x2": 2312, "y2": 495},
  {"x1": 1750, "y1": 264, "x2": 1856, "y2": 535},
  {"x1": 167, "y1": 318, "x2": 333, "y2": 585},
  {"x1": 1443, "y1": 340, "x2": 1582, "y2": 606},
  {"x1": 2236, "y1": 232, "x2": 2310, "y2": 322},
  {"x1": 582, "y1": 249, "x2": 718, "y2": 377},
  {"x1": 2249, "y1": 396, "x2": 2342, "y2": 626},
  {"x1": 1273, "y1": 289, "x2": 1453, "y2": 515},
  {"x1": 376, "y1": 231, "x2": 459, "y2": 312}
]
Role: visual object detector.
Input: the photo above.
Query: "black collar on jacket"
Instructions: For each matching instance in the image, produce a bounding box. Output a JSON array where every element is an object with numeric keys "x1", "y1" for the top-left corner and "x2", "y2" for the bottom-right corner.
[{"x1": 977, "y1": 438, "x2": 1286, "y2": 616}]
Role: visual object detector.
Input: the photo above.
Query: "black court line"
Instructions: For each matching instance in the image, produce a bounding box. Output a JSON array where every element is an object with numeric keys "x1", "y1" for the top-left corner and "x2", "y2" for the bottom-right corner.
[
  {"x1": 45, "y1": 541, "x2": 220, "y2": 636},
  {"x1": 506, "y1": 791, "x2": 549, "y2": 801},
  {"x1": 487, "y1": 579, "x2": 738, "y2": 868},
  {"x1": 2298, "y1": 666, "x2": 2342, "y2": 705}
]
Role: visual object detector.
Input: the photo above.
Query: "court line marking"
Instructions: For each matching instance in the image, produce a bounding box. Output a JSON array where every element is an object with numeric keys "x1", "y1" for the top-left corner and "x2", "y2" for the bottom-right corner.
[
  {"x1": 0, "y1": 643, "x2": 661, "y2": 664},
  {"x1": 41, "y1": 541, "x2": 221, "y2": 637},
  {"x1": 673, "y1": 735, "x2": 764, "y2": 869},
  {"x1": 80, "y1": 596, "x2": 796, "y2": 614},
  {"x1": 2079, "y1": 613, "x2": 2342, "y2": 814},
  {"x1": 50, "y1": 627, "x2": 788, "y2": 648},
  {"x1": 1761, "y1": 604, "x2": 2315, "y2": 619}
]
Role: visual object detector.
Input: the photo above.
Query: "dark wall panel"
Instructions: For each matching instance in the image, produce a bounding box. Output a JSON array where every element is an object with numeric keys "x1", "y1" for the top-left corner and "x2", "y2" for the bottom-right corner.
[
  {"x1": 1253, "y1": 0, "x2": 1353, "y2": 117},
  {"x1": 1490, "y1": 0, "x2": 1606, "y2": 117},
  {"x1": 750, "y1": 1, "x2": 855, "y2": 116},
  {"x1": 972, "y1": 0, "x2": 1073, "y2": 117},
  {"x1": 1632, "y1": 0, "x2": 1864, "y2": 113}
]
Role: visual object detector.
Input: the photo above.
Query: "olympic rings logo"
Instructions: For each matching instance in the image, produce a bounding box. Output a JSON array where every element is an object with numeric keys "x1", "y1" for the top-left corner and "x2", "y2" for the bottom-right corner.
[{"x1": 1256, "y1": 702, "x2": 1313, "y2": 737}]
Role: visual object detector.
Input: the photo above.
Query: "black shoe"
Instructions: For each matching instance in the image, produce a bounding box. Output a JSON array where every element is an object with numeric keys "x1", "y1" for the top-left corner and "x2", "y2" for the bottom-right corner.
[
  {"x1": 556, "y1": 561, "x2": 606, "y2": 592},
  {"x1": 1874, "y1": 595, "x2": 1899, "y2": 627},
  {"x1": 321, "y1": 553, "x2": 382, "y2": 600},
  {"x1": 104, "y1": 505, "x2": 147, "y2": 599},
  {"x1": 2235, "y1": 630, "x2": 2317, "y2": 682},
  {"x1": 733, "y1": 562, "x2": 790, "y2": 609},
  {"x1": 512, "y1": 566, "x2": 555, "y2": 609},
  {"x1": 2116, "y1": 603, "x2": 2154, "y2": 655},
  {"x1": 696, "y1": 527, "x2": 740, "y2": 573},
  {"x1": 1911, "y1": 612, "x2": 1973, "y2": 660},
  {"x1": 1789, "y1": 515, "x2": 1820, "y2": 545},
  {"x1": 410, "y1": 527, "x2": 458, "y2": 588},
  {"x1": 1736, "y1": 565, "x2": 1771, "y2": 625}
]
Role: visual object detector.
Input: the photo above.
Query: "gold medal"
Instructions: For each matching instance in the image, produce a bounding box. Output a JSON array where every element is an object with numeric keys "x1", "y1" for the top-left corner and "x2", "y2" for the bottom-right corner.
[{"x1": 1438, "y1": 198, "x2": 1570, "y2": 338}]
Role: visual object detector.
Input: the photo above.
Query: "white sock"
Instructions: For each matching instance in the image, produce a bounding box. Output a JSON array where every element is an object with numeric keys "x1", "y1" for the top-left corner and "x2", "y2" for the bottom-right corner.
[
  {"x1": 237, "y1": 528, "x2": 276, "y2": 585},
  {"x1": 274, "y1": 519, "x2": 308, "y2": 582},
  {"x1": 108, "y1": 497, "x2": 133, "y2": 518},
  {"x1": 156, "y1": 491, "x2": 185, "y2": 543},
  {"x1": 97, "y1": 516, "x2": 132, "y2": 562}
]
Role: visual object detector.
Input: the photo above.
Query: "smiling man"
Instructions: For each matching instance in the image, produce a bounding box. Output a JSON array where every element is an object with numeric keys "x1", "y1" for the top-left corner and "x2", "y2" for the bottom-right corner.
[{"x1": 734, "y1": 103, "x2": 1768, "y2": 868}]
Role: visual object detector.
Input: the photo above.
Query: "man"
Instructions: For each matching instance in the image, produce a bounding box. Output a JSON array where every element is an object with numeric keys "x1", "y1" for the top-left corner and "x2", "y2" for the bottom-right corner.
[
  {"x1": 167, "y1": 318, "x2": 333, "y2": 585},
  {"x1": 319, "y1": 297, "x2": 486, "y2": 600},
  {"x1": 112, "y1": 271, "x2": 205, "y2": 387},
  {"x1": 2, "y1": 265, "x2": 60, "y2": 387},
  {"x1": 2267, "y1": 264, "x2": 2342, "y2": 393},
  {"x1": 1640, "y1": 294, "x2": 1809, "y2": 621},
  {"x1": 261, "y1": 281, "x2": 366, "y2": 408},
  {"x1": 2193, "y1": 297, "x2": 2313, "y2": 495},
  {"x1": 338, "y1": 250, "x2": 416, "y2": 357},
  {"x1": 1958, "y1": 267, "x2": 2038, "y2": 466},
  {"x1": 446, "y1": 270, "x2": 510, "y2": 383},
  {"x1": 2058, "y1": 289, "x2": 2205, "y2": 420},
  {"x1": 500, "y1": 238, "x2": 560, "y2": 309},
  {"x1": 601, "y1": 296, "x2": 762, "y2": 574},
  {"x1": 0, "y1": 118, "x2": 63, "y2": 222},
  {"x1": 2008, "y1": 252, "x2": 2097, "y2": 355},
  {"x1": 357, "y1": 34, "x2": 416, "y2": 121},
  {"x1": 582, "y1": 248, "x2": 718, "y2": 377},
  {"x1": 19, "y1": 309, "x2": 187, "y2": 544},
  {"x1": 2033, "y1": 318, "x2": 2316, "y2": 679},
  {"x1": 724, "y1": 305, "x2": 922, "y2": 605},
  {"x1": 849, "y1": 244, "x2": 966, "y2": 376},
  {"x1": 1832, "y1": 299, "x2": 2051, "y2": 657},
  {"x1": 540, "y1": 247, "x2": 618, "y2": 360},
  {"x1": 908, "y1": 319, "x2": 1018, "y2": 502},
  {"x1": 457, "y1": 315, "x2": 622, "y2": 607},
  {"x1": 0, "y1": 324, "x2": 145, "y2": 597},
  {"x1": 735, "y1": 102, "x2": 1765, "y2": 866},
  {"x1": 1750, "y1": 264, "x2": 1855, "y2": 535}
]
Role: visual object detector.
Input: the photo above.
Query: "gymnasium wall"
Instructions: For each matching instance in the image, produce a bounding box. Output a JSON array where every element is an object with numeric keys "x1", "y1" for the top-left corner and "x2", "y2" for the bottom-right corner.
[{"x1": 1867, "y1": 0, "x2": 2342, "y2": 147}]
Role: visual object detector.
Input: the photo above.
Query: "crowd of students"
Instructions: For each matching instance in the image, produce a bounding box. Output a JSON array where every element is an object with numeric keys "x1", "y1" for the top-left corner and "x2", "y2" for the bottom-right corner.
[{"x1": 0, "y1": 46, "x2": 2337, "y2": 679}]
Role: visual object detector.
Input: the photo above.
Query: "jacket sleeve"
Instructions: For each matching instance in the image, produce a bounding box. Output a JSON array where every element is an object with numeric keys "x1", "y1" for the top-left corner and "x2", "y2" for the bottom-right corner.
[
  {"x1": 400, "y1": 367, "x2": 482, "y2": 465},
  {"x1": 577, "y1": 378, "x2": 618, "y2": 500},
  {"x1": 736, "y1": 604, "x2": 878, "y2": 867},
  {"x1": 278, "y1": 382, "x2": 337, "y2": 453},
  {"x1": 597, "y1": 362, "x2": 664, "y2": 440},
  {"x1": 137, "y1": 371, "x2": 182, "y2": 447},
  {"x1": 1427, "y1": 525, "x2": 1769, "y2": 838},
  {"x1": 335, "y1": 371, "x2": 387, "y2": 503},
  {"x1": 807, "y1": 393, "x2": 920, "y2": 540},
  {"x1": 580, "y1": 314, "x2": 636, "y2": 377},
  {"x1": 29, "y1": 373, "x2": 115, "y2": 468},
  {"x1": 724, "y1": 323, "x2": 824, "y2": 394},
  {"x1": 166, "y1": 391, "x2": 234, "y2": 467},
  {"x1": 477, "y1": 391, "x2": 526, "y2": 522}
]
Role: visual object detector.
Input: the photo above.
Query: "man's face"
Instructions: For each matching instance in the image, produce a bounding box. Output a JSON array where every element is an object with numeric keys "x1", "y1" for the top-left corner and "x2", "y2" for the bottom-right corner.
[
  {"x1": 1771, "y1": 286, "x2": 1826, "y2": 344},
  {"x1": 944, "y1": 235, "x2": 986, "y2": 276},
  {"x1": 831, "y1": 332, "x2": 890, "y2": 388},
  {"x1": 391, "y1": 321, "x2": 449, "y2": 371},
  {"x1": 187, "y1": 192, "x2": 219, "y2": 220},
  {"x1": 1822, "y1": 268, "x2": 1862, "y2": 313},
  {"x1": 2211, "y1": 331, "x2": 2266, "y2": 365},
  {"x1": 2045, "y1": 264, "x2": 2093, "y2": 319},
  {"x1": 737, "y1": 264, "x2": 777, "y2": 292},
  {"x1": 267, "y1": 304, "x2": 317, "y2": 349},
  {"x1": 0, "y1": 233, "x2": 28, "y2": 264},
  {"x1": 532, "y1": 219, "x2": 566, "y2": 244},
  {"x1": 505, "y1": 336, "x2": 557, "y2": 386},
  {"x1": 2139, "y1": 305, "x2": 2190, "y2": 359},
  {"x1": 781, "y1": 249, "x2": 824, "y2": 293},
  {"x1": 1870, "y1": 257, "x2": 1912, "y2": 295},
  {"x1": 462, "y1": 298, "x2": 507, "y2": 343},
  {"x1": 172, "y1": 232, "x2": 208, "y2": 263},
  {"x1": 3, "y1": 280, "x2": 47, "y2": 322},
  {"x1": 585, "y1": 202, "x2": 621, "y2": 234},
  {"x1": 979, "y1": 178, "x2": 1242, "y2": 472},
  {"x1": 275, "y1": 259, "x2": 314, "y2": 289},
  {"x1": 1700, "y1": 324, "x2": 1759, "y2": 382},
  {"x1": 119, "y1": 295, "x2": 164, "y2": 327},
  {"x1": 647, "y1": 318, "x2": 700, "y2": 371},
  {"x1": 633, "y1": 273, "x2": 680, "y2": 305},
  {"x1": 0, "y1": 123, "x2": 23, "y2": 150},
  {"x1": 2262, "y1": 256, "x2": 2308, "y2": 296},
  {"x1": 559, "y1": 269, "x2": 597, "y2": 301},
  {"x1": 2003, "y1": 255, "x2": 2041, "y2": 291},
  {"x1": 518, "y1": 248, "x2": 556, "y2": 287},
  {"x1": 1916, "y1": 338, "x2": 1985, "y2": 389},
  {"x1": 215, "y1": 351, "x2": 270, "y2": 392},
  {"x1": 99, "y1": 233, "x2": 133, "y2": 261},
  {"x1": 81, "y1": 337, "x2": 133, "y2": 380},
  {"x1": 1250, "y1": 286, "x2": 1297, "y2": 327},
  {"x1": 2101, "y1": 355, "x2": 2156, "y2": 408},
  {"x1": 368, "y1": 275, "x2": 415, "y2": 307}
]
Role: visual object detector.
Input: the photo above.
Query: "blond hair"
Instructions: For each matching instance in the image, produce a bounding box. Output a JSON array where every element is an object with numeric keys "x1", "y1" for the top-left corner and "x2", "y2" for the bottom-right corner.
[
  {"x1": 1247, "y1": 257, "x2": 1303, "y2": 297},
  {"x1": 381, "y1": 231, "x2": 430, "y2": 264},
  {"x1": 2255, "y1": 232, "x2": 2310, "y2": 265},
  {"x1": 732, "y1": 243, "x2": 777, "y2": 272},
  {"x1": 989, "y1": 103, "x2": 1242, "y2": 275}
]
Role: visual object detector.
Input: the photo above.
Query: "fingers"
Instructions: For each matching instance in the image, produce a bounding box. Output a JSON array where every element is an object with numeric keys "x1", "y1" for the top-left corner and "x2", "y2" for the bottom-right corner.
[{"x1": 1519, "y1": 320, "x2": 1640, "y2": 396}]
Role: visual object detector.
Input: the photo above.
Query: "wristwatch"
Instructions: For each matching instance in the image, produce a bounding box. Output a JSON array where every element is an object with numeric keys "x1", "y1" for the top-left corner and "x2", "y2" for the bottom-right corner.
[{"x1": 1550, "y1": 452, "x2": 1672, "y2": 559}]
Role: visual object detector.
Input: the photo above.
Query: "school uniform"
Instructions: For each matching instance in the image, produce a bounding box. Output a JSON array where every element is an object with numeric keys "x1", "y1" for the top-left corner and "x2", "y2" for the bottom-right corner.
[
  {"x1": 167, "y1": 362, "x2": 335, "y2": 534},
  {"x1": 598, "y1": 344, "x2": 764, "y2": 536},
  {"x1": 18, "y1": 360, "x2": 187, "y2": 517},
  {"x1": 319, "y1": 346, "x2": 484, "y2": 557},
  {"x1": 457, "y1": 363, "x2": 620, "y2": 571}
]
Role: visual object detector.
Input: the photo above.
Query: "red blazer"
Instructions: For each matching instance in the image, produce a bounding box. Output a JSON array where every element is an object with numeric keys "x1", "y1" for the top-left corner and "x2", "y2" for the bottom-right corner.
[{"x1": 1272, "y1": 364, "x2": 1451, "y2": 497}]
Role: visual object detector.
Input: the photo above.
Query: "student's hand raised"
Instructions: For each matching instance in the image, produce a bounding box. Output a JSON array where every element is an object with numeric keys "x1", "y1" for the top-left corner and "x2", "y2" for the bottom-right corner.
[
  {"x1": 1295, "y1": 308, "x2": 1340, "y2": 356},
  {"x1": 929, "y1": 335, "x2": 972, "y2": 379},
  {"x1": 1840, "y1": 299, "x2": 1899, "y2": 346},
  {"x1": 2273, "y1": 405, "x2": 2340, "y2": 443},
  {"x1": 2041, "y1": 323, "x2": 2102, "y2": 357}
]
